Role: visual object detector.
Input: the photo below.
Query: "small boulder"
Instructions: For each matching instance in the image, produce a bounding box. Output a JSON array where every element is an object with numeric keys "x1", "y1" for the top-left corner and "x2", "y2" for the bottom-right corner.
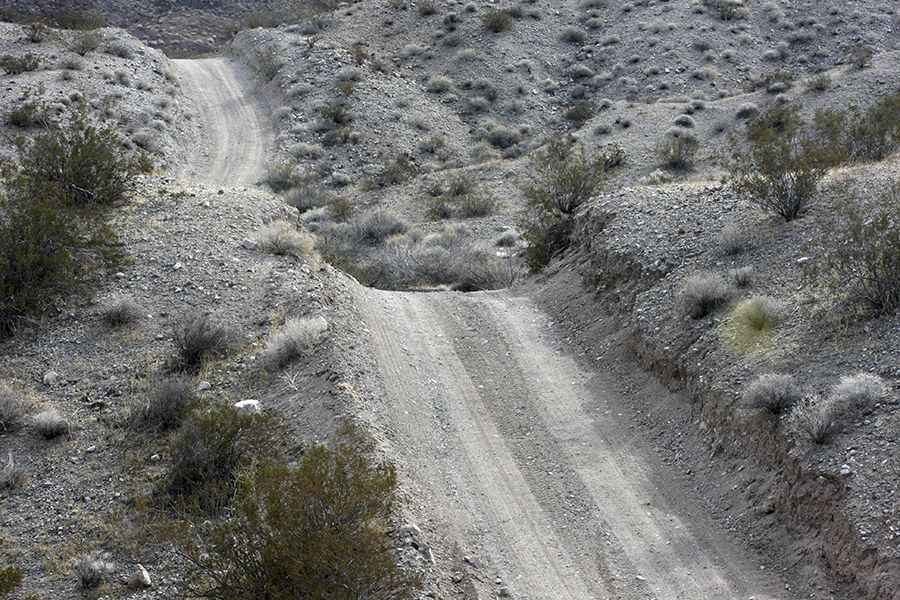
[
  {"x1": 129, "y1": 564, "x2": 152, "y2": 589},
  {"x1": 233, "y1": 399, "x2": 262, "y2": 414}
]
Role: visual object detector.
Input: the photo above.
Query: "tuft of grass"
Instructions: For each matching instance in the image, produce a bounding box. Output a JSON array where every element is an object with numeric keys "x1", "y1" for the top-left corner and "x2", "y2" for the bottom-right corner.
[
  {"x1": 741, "y1": 373, "x2": 801, "y2": 415},
  {"x1": 128, "y1": 376, "x2": 197, "y2": 432},
  {"x1": 829, "y1": 373, "x2": 886, "y2": 412},
  {"x1": 728, "y1": 266, "x2": 754, "y2": 288},
  {"x1": 679, "y1": 273, "x2": 732, "y2": 318},
  {"x1": 101, "y1": 295, "x2": 143, "y2": 327},
  {"x1": 173, "y1": 313, "x2": 234, "y2": 371},
  {"x1": 255, "y1": 221, "x2": 316, "y2": 258},
  {"x1": 560, "y1": 27, "x2": 587, "y2": 44},
  {"x1": 725, "y1": 295, "x2": 782, "y2": 351},
  {"x1": 32, "y1": 409, "x2": 69, "y2": 439},
  {"x1": 718, "y1": 223, "x2": 747, "y2": 256},
  {"x1": 482, "y1": 8, "x2": 513, "y2": 32},
  {"x1": 260, "y1": 316, "x2": 328, "y2": 370}
]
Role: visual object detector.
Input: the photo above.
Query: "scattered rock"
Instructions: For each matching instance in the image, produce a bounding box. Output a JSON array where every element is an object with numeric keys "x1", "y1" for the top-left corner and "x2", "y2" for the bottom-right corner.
[
  {"x1": 42, "y1": 371, "x2": 59, "y2": 386},
  {"x1": 233, "y1": 399, "x2": 262, "y2": 414}
]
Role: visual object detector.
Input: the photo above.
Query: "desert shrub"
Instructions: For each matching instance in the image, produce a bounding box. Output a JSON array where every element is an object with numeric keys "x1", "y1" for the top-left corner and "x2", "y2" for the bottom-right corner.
[
  {"x1": 520, "y1": 137, "x2": 620, "y2": 271},
  {"x1": 806, "y1": 74, "x2": 831, "y2": 92},
  {"x1": 560, "y1": 27, "x2": 587, "y2": 44},
  {"x1": 788, "y1": 396, "x2": 837, "y2": 444},
  {"x1": 177, "y1": 424, "x2": 419, "y2": 600},
  {"x1": 680, "y1": 273, "x2": 732, "y2": 318},
  {"x1": 31, "y1": 408, "x2": 68, "y2": 439},
  {"x1": 375, "y1": 153, "x2": 417, "y2": 187},
  {"x1": 0, "y1": 386, "x2": 26, "y2": 433},
  {"x1": 426, "y1": 75, "x2": 452, "y2": 93},
  {"x1": 564, "y1": 101, "x2": 594, "y2": 126},
  {"x1": 727, "y1": 106, "x2": 831, "y2": 221},
  {"x1": 54, "y1": 8, "x2": 107, "y2": 30},
  {"x1": 718, "y1": 223, "x2": 747, "y2": 255},
  {"x1": 742, "y1": 374, "x2": 801, "y2": 414},
  {"x1": 72, "y1": 30, "x2": 103, "y2": 55},
  {"x1": 729, "y1": 266, "x2": 754, "y2": 288},
  {"x1": 418, "y1": 0, "x2": 437, "y2": 16},
  {"x1": 812, "y1": 185, "x2": 900, "y2": 314},
  {"x1": 657, "y1": 130, "x2": 699, "y2": 170},
  {"x1": 59, "y1": 56, "x2": 84, "y2": 71},
  {"x1": 27, "y1": 22, "x2": 49, "y2": 43},
  {"x1": 0, "y1": 565, "x2": 23, "y2": 597},
  {"x1": 74, "y1": 553, "x2": 114, "y2": 589},
  {"x1": 838, "y1": 93, "x2": 900, "y2": 162},
  {"x1": 0, "y1": 54, "x2": 40, "y2": 75},
  {"x1": 494, "y1": 230, "x2": 519, "y2": 247},
  {"x1": 284, "y1": 180, "x2": 331, "y2": 212},
  {"x1": 6, "y1": 101, "x2": 45, "y2": 128},
  {"x1": 352, "y1": 210, "x2": 408, "y2": 245},
  {"x1": 18, "y1": 117, "x2": 135, "y2": 206},
  {"x1": 482, "y1": 8, "x2": 513, "y2": 32},
  {"x1": 101, "y1": 294, "x2": 143, "y2": 326},
  {"x1": 173, "y1": 313, "x2": 234, "y2": 371},
  {"x1": 129, "y1": 376, "x2": 197, "y2": 432},
  {"x1": 849, "y1": 45, "x2": 874, "y2": 69},
  {"x1": 164, "y1": 405, "x2": 275, "y2": 514},
  {"x1": 105, "y1": 40, "x2": 133, "y2": 59},
  {"x1": 829, "y1": 373, "x2": 886, "y2": 412},
  {"x1": 260, "y1": 316, "x2": 328, "y2": 370},
  {"x1": 255, "y1": 221, "x2": 316, "y2": 258},
  {"x1": 458, "y1": 190, "x2": 497, "y2": 217},
  {"x1": 263, "y1": 162, "x2": 300, "y2": 192}
]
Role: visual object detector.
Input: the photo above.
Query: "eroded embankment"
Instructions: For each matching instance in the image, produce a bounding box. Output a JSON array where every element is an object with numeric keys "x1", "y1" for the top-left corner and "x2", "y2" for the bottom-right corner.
[{"x1": 534, "y1": 186, "x2": 900, "y2": 600}]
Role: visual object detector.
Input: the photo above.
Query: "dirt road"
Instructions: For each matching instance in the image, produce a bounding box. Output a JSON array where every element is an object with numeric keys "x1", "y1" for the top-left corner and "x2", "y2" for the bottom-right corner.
[
  {"x1": 172, "y1": 57, "x2": 269, "y2": 187},
  {"x1": 174, "y1": 56, "x2": 789, "y2": 600},
  {"x1": 357, "y1": 287, "x2": 789, "y2": 600}
]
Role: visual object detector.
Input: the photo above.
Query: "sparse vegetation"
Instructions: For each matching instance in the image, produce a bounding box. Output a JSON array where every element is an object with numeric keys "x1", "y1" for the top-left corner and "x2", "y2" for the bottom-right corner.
[
  {"x1": 101, "y1": 295, "x2": 143, "y2": 327},
  {"x1": 31, "y1": 409, "x2": 69, "y2": 439},
  {"x1": 812, "y1": 184, "x2": 900, "y2": 314},
  {"x1": 727, "y1": 295, "x2": 782, "y2": 348},
  {"x1": 0, "y1": 54, "x2": 40, "y2": 75},
  {"x1": 255, "y1": 221, "x2": 316, "y2": 258},
  {"x1": 260, "y1": 316, "x2": 328, "y2": 370},
  {"x1": 742, "y1": 374, "x2": 801, "y2": 415},
  {"x1": 0, "y1": 386, "x2": 26, "y2": 433},
  {"x1": 74, "y1": 553, "x2": 115, "y2": 589},
  {"x1": 657, "y1": 130, "x2": 699, "y2": 170},
  {"x1": 172, "y1": 313, "x2": 234, "y2": 371},
  {"x1": 728, "y1": 105, "x2": 831, "y2": 221},
  {"x1": 0, "y1": 453, "x2": 25, "y2": 491},
  {"x1": 129, "y1": 376, "x2": 197, "y2": 432},
  {"x1": 176, "y1": 424, "x2": 420, "y2": 600},
  {"x1": 482, "y1": 8, "x2": 513, "y2": 33},
  {"x1": 680, "y1": 273, "x2": 732, "y2": 318},
  {"x1": 829, "y1": 373, "x2": 886, "y2": 412},
  {"x1": 788, "y1": 396, "x2": 836, "y2": 444},
  {"x1": 520, "y1": 137, "x2": 621, "y2": 271}
]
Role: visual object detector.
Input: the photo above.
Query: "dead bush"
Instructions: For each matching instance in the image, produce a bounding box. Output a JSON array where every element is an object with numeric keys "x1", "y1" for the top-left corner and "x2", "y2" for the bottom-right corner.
[
  {"x1": 482, "y1": 8, "x2": 513, "y2": 32},
  {"x1": 0, "y1": 386, "x2": 27, "y2": 433},
  {"x1": 101, "y1": 295, "x2": 143, "y2": 327},
  {"x1": 788, "y1": 396, "x2": 837, "y2": 444},
  {"x1": 31, "y1": 408, "x2": 69, "y2": 439},
  {"x1": 657, "y1": 130, "x2": 699, "y2": 170},
  {"x1": 74, "y1": 552, "x2": 114, "y2": 589},
  {"x1": 829, "y1": 373, "x2": 886, "y2": 412},
  {"x1": 255, "y1": 221, "x2": 316, "y2": 258},
  {"x1": 0, "y1": 453, "x2": 25, "y2": 490}
]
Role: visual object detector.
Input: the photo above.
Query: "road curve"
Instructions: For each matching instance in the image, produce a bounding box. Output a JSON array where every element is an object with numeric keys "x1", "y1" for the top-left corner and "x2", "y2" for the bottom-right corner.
[
  {"x1": 172, "y1": 57, "x2": 270, "y2": 187},
  {"x1": 357, "y1": 287, "x2": 789, "y2": 600}
]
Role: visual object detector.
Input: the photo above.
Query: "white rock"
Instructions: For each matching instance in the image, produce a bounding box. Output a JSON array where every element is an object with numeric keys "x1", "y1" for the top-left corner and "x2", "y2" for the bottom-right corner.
[
  {"x1": 42, "y1": 371, "x2": 59, "y2": 386},
  {"x1": 233, "y1": 399, "x2": 262, "y2": 414},
  {"x1": 197, "y1": 381, "x2": 211, "y2": 392},
  {"x1": 130, "y1": 564, "x2": 152, "y2": 588}
]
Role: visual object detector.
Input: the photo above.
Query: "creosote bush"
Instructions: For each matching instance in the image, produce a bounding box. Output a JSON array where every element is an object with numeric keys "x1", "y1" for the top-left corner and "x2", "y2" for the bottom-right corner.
[
  {"x1": 0, "y1": 386, "x2": 27, "y2": 432},
  {"x1": 742, "y1": 373, "x2": 801, "y2": 415},
  {"x1": 177, "y1": 424, "x2": 420, "y2": 600},
  {"x1": 164, "y1": 405, "x2": 276, "y2": 515},
  {"x1": 520, "y1": 137, "x2": 622, "y2": 271},
  {"x1": 680, "y1": 273, "x2": 732, "y2": 318},
  {"x1": 172, "y1": 314, "x2": 234, "y2": 371},
  {"x1": 728, "y1": 105, "x2": 831, "y2": 221},
  {"x1": 0, "y1": 54, "x2": 40, "y2": 75},
  {"x1": 657, "y1": 130, "x2": 699, "y2": 170},
  {"x1": 812, "y1": 184, "x2": 900, "y2": 314}
]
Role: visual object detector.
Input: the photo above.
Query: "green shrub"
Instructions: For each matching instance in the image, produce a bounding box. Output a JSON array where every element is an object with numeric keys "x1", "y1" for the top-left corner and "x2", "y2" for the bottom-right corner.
[
  {"x1": 263, "y1": 162, "x2": 300, "y2": 192},
  {"x1": 71, "y1": 30, "x2": 103, "y2": 55},
  {"x1": 727, "y1": 295, "x2": 782, "y2": 348},
  {"x1": 482, "y1": 8, "x2": 513, "y2": 32},
  {"x1": 727, "y1": 106, "x2": 831, "y2": 221},
  {"x1": 177, "y1": 424, "x2": 419, "y2": 600},
  {"x1": 6, "y1": 101, "x2": 44, "y2": 128},
  {"x1": 564, "y1": 101, "x2": 594, "y2": 126},
  {"x1": 54, "y1": 8, "x2": 107, "y2": 30},
  {"x1": 0, "y1": 54, "x2": 40, "y2": 75},
  {"x1": 0, "y1": 565, "x2": 23, "y2": 597},
  {"x1": 164, "y1": 405, "x2": 276, "y2": 514},
  {"x1": 812, "y1": 184, "x2": 900, "y2": 314},
  {"x1": 519, "y1": 137, "x2": 620, "y2": 271},
  {"x1": 18, "y1": 117, "x2": 135, "y2": 206}
]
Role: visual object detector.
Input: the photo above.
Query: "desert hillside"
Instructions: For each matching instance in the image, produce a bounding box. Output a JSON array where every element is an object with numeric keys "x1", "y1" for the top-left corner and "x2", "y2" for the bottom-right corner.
[{"x1": 1, "y1": 2, "x2": 898, "y2": 600}]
